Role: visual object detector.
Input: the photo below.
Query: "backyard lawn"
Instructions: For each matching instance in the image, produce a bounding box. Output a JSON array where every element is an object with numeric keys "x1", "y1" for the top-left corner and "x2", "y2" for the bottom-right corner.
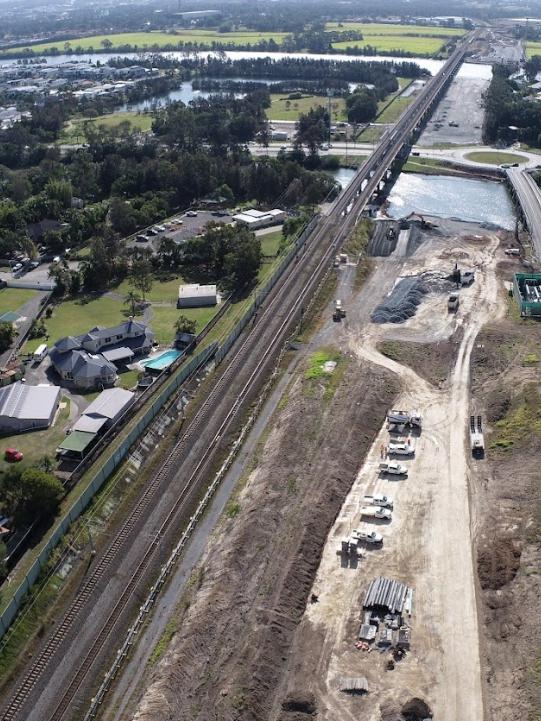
[
  {"x1": 267, "y1": 94, "x2": 346, "y2": 122},
  {"x1": 114, "y1": 276, "x2": 183, "y2": 305},
  {"x1": 0, "y1": 288, "x2": 37, "y2": 315},
  {"x1": 23, "y1": 295, "x2": 134, "y2": 353},
  {"x1": 0, "y1": 400, "x2": 70, "y2": 472},
  {"x1": 150, "y1": 305, "x2": 217, "y2": 345}
]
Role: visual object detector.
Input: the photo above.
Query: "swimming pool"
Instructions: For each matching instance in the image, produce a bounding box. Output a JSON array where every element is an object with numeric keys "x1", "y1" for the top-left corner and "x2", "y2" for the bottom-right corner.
[{"x1": 142, "y1": 349, "x2": 182, "y2": 371}]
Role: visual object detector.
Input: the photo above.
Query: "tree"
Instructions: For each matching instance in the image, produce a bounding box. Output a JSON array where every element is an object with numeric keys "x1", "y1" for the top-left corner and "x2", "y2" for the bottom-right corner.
[
  {"x1": 175, "y1": 315, "x2": 197, "y2": 335},
  {"x1": 0, "y1": 542, "x2": 7, "y2": 584},
  {"x1": 15, "y1": 469, "x2": 63, "y2": 525},
  {"x1": 101, "y1": 38, "x2": 113, "y2": 50},
  {"x1": 124, "y1": 290, "x2": 140, "y2": 317},
  {"x1": 0, "y1": 322, "x2": 15, "y2": 352},
  {"x1": 130, "y1": 258, "x2": 153, "y2": 301}
]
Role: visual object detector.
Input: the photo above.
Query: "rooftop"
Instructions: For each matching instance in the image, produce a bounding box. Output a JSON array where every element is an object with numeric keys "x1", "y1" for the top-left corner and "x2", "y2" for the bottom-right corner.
[
  {"x1": 83, "y1": 387, "x2": 135, "y2": 420},
  {"x1": 0, "y1": 382, "x2": 60, "y2": 421}
]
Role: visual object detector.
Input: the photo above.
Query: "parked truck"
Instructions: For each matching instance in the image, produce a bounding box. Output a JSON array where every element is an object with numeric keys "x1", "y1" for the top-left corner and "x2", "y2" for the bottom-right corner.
[
  {"x1": 470, "y1": 415, "x2": 485, "y2": 456},
  {"x1": 354, "y1": 529, "x2": 383, "y2": 545},
  {"x1": 379, "y1": 460, "x2": 408, "y2": 476},
  {"x1": 448, "y1": 294, "x2": 459, "y2": 312},
  {"x1": 364, "y1": 493, "x2": 393, "y2": 510},
  {"x1": 388, "y1": 441, "x2": 415, "y2": 457},
  {"x1": 360, "y1": 506, "x2": 392, "y2": 521},
  {"x1": 387, "y1": 410, "x2": 422, "y2": 429}
]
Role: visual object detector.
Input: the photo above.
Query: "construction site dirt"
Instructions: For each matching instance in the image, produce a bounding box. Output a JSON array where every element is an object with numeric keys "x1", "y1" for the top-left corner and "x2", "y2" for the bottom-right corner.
[
  {"x1": 470, "y1": 310, "x2": 541, "y2": 721},
  {"x1": 124, "y1": 218, "x2": 515, "y2": 721}
]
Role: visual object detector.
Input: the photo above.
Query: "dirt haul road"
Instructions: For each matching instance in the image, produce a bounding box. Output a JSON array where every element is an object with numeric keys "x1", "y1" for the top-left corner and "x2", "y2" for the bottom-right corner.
[{"x1": 281, "y1": 230, "x2": 505, "y2": 721}]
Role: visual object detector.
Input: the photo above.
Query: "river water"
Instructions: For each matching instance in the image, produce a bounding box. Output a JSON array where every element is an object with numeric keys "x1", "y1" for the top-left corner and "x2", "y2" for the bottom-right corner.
[{"x1": 387, "y1": 173, "x2": 516, "y2": 229}]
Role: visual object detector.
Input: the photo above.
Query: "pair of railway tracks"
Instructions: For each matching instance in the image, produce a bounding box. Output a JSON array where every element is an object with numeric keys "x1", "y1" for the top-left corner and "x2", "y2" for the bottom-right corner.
[{"x1": 0, "y1": 35, "x2": 474, "y2": 721}]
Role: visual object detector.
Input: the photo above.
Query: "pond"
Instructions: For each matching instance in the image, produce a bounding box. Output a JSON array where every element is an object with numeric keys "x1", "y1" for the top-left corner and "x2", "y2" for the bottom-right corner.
[{"x1": 386, "y1": 173, "x2": 516, "y2": 229}]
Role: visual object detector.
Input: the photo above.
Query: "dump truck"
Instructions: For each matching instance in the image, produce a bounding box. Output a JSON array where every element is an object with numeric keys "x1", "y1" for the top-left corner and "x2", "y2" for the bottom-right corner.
[
  {"x1": 360, "y1": 506, "x2": 392, "y2": 521},
  {"x1": 379, "y1": 460, "x2": 408, "y2": 476},
  {"x1": 387, "y1": 410, "x2": 422, "y2": 429},
  {"x1": 364, "y1": 493, "x2": 393, "y2": 510}
]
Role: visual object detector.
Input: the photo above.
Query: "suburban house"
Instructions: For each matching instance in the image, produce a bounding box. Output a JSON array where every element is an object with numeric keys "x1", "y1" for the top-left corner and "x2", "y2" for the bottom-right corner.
[
  {"x1": 177, "y1": 284, "x2": 218, "y2": 309},
  {"x1": 50, "y1": 319, "x2": 154, "y2": 390},
  {"x1": 0, "y1": 382, "x2": 61, "y2": 434}
]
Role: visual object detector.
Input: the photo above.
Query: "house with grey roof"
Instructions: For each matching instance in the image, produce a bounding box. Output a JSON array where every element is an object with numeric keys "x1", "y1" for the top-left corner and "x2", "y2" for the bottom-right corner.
[{"x1": 50, "y1": 319, "x2": 154, "y2": 390}]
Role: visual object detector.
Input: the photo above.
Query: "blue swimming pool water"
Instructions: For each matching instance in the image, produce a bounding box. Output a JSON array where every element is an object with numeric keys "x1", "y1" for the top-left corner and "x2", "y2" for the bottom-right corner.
[{"x1": 142, "y1": 349, "x2": 182, "y2": 371}]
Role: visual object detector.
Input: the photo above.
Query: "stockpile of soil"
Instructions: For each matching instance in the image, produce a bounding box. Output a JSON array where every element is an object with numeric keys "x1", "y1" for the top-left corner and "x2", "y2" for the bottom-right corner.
[{"x1": 132, "y1": 357, "x2": 399, "y2": 721}]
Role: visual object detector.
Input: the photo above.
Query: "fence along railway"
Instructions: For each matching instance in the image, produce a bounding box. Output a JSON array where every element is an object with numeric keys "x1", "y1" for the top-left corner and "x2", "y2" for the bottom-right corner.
[{"x1": 0, "y1": 33, "x2": 474, "y2": 721}]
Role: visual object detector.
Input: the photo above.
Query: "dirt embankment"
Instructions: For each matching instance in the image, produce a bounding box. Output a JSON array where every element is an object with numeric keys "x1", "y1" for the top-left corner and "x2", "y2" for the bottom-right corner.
[
  {"x1": 132, "y1": 353, "x2": 399, "y2": 721},
  {"x1": 377, "y1": 337, "x2": 460, "y2": 388},
  {"x1": 471, "y1": 315, "x2": 541, "y2": 721}
]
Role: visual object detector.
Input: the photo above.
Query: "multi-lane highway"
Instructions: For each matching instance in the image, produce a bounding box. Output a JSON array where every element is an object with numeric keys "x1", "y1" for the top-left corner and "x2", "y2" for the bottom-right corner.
[
  {"x1": 507, "y1": 167, "x2": 541, "y2": 260},
  {"x1": 0, "y1": 32, "x2": 475, "y2": 721}
]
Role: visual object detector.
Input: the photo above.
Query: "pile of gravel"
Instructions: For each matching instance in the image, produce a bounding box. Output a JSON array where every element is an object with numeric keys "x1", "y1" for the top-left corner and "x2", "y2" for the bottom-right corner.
[
  {"x1": 371, "y1": 276, "x2": 428, "y2": 324},
  {"x1": 371, "y1": 272, "x2": 455, "y2": 324}
]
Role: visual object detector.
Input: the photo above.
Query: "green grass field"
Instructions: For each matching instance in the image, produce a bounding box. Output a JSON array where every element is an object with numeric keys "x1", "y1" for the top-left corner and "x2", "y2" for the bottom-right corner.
[
  {"x1": 464, "y1": 151, "x2": 528, "y2": 165},
  {"x1": 0, "y1": 288, "x2": 37, "y2": 315},
  {"x1": 357, "y1": 124, "x2": 387, "y2": 143},
  {"x1": 150, "y1": 305, "x2": 217, "y2": 345},
  {"x1": 267, "y1": 94, "x2": 346, "y2": 122},
  {"x1": 5, "y1": 29, "x2": 289, "y2": 55},
  {"x1": 332, "y1": 35, "x2": 446, "y2": 55},
  {"x1": 377, "y1": 95, "x2": 415, "y2": 123},
  {"x1": 526, "y1": 41, "x2": 541, "y2": 58},
  {"x1": 403, "y1": 156, "x2": 453, "y2": 174},
  {"x1": 259, "y1": 230, "x2": 283, "y2": 257},
  {"x1": 326, "y1": 22, "x2": 466, "y2": 37},
  {"x1": 60, "y1": 112, "x2": 153, "y2": 143}
]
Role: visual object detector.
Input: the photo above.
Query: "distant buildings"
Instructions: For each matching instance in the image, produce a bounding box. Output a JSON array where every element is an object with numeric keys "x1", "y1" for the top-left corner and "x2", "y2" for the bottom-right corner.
[
  {"x1": 50, "y1": 319, "x2": 154, "y2": 389},
  {"x1": 0, "y1": 382, "x2": 60, "y2": 434}
]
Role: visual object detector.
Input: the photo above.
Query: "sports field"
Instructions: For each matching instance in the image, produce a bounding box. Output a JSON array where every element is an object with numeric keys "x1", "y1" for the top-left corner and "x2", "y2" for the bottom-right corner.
[{"x1": 4, "y1": 29, "x2": 289, "y2": 55}]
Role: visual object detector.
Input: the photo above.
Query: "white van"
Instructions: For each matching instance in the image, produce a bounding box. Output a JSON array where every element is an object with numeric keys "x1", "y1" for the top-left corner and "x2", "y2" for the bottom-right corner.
[{"x1": 33, "y1": 344, "x2": 48, "y2": 363}]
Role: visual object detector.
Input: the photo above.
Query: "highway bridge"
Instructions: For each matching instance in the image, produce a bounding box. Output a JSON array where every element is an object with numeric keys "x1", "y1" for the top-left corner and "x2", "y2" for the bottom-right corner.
[
  {"x1": 0, "y1": 32, "x2": 475, "y2": 721},
  {"x1": 507, "y1": 167, "x2": 541, "y2": 260}
]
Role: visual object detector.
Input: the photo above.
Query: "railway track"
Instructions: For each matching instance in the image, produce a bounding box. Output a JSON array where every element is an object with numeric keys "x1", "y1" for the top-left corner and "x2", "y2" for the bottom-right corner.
[{"x1": 0, "y1": 34, "x2": 474, "y2": 721}]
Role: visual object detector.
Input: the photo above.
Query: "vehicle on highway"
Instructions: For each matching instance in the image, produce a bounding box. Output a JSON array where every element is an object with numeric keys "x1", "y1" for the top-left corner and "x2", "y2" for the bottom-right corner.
[
  {"x1": 185, "y1": 210, "x2": 198, "y2": 217},
  {"x1": 355, "y1": 529, "x2": 383, "y2": 545},
  {"x1": 360, "y1": 506, "x2": 392, "y2": 520},
  {"x1": 364, "y1": 493, "x2": 393, "y2": 510},
  {"x1": 379, "y1": 460, "x2": 408, "y2": 476}
]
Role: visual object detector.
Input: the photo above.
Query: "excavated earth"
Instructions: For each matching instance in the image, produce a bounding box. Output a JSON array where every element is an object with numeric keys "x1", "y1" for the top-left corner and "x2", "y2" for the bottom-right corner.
[
  {"x1": 132, "y1": 353, "x2": 399, "y2": 721},
  {"x1": 471, "y1": 294, "x2": 541, "y2": 721}
]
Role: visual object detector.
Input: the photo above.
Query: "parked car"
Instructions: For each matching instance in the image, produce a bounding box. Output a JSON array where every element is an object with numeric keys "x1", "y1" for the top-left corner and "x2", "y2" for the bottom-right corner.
[
  {"x1": 185, "y1": 210, "x2": 198, "y2": 217},
  {"x1": 146, "y1": 228, "x2": 159, "y2": 236},
  {"x1": 153, "y1": 225, "x2": 166, "y2": 233},
  {"x1": 360, "y1": 506, "x2": 392, "y2": 520},
  {"x1": 5, "y1": 448, "x2": 23, "y2": 463},
  {"x1": 136, "y1": 234, "x2": 149, "y2": 243},
  {"x1": 11, "y1": 263, "x2": 22, "y2": 272}
]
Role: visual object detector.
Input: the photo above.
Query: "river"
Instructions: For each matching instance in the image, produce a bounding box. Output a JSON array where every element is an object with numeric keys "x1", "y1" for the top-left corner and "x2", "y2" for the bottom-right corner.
[{"x1": 387, "y1": 173, "x2": 516, "y2": 229}]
